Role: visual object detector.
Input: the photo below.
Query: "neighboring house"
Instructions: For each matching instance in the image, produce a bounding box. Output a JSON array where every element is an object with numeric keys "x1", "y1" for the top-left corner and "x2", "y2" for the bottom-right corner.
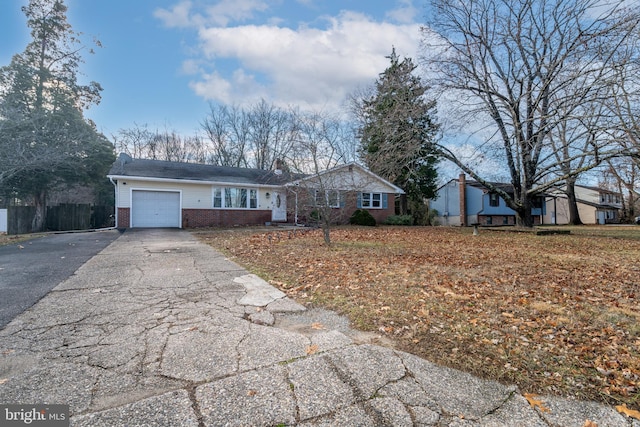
[
  {"x1": 107, "y1": 154, "x2": 403, "y2": 228},
  {"x1": 544, "y1": 185, "x2": 623, "y2": 225},
  {"x1": 430, "y1": 174, "x2": 546, "y2": 226}
]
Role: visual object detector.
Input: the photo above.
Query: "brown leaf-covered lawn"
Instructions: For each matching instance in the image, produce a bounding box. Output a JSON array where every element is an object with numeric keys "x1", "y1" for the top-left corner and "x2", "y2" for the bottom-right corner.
[{"x1": 195, "y1": 225, "x2": 640, "y2": 409}]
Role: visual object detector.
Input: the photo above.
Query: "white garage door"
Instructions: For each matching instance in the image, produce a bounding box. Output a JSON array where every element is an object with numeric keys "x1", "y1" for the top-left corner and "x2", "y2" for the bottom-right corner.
[{"x1": 131, "y1": 190, "x2": 181, "y2": 228}]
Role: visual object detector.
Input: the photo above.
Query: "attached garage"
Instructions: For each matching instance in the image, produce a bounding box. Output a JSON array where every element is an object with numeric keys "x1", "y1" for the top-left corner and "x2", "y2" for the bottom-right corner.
[
  {"x1": 108, "y1": 154, "x2": 405, "y2": 229},
  {"x1": 131, "y1": 190, "x2": 181, "y2": 228}
]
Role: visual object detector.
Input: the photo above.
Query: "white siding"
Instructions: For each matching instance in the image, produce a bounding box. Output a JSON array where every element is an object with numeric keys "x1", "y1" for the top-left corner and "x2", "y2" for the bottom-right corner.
[
  {"x1": 117, "y1": 180, "x2": 212, "y2": 209},
  {"x1": 574, "y1": 186, "x2": 599, "y2": 204},
  {"x1": 300, "y1": 168, "x2": 397, "y2": 193},
  {"x1": 116, "y1": 179, "x2": 278, "y2": 213}
]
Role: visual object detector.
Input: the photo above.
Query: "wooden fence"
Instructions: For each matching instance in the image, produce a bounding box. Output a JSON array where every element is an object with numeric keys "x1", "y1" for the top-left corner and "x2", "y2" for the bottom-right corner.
[{"x1": 4, "y1": 204, "x2": 114, "y2": 235}]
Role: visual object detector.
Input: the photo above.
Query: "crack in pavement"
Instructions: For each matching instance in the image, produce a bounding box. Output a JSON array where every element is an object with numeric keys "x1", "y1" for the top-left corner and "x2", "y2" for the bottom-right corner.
[{"x1": 1, "y1": 229, "x2": 635, "y2": 427}]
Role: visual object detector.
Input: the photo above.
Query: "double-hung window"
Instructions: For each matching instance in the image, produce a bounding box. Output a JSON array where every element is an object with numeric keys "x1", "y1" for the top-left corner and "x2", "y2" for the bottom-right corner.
[
  {"x1": 489, "y1": 193, "x2": 499, "y2": 207},
  {"x1": 213, "y1": 187, "x2": 258, "y2": 209},
  {"x1": 360, "y1": 192, "x2": 383, "y2": 209},
  {"x1": 314, "y1": 190, "x2": 340, "y2": 208}
]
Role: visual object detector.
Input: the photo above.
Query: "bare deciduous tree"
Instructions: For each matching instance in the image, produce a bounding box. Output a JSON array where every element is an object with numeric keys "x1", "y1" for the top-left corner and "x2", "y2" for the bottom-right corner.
[
  {"x1": 422, "y1": 0, "x2": 640, "y2": 226},
  {"x1": 248, "y1": 99, "x2": 297, "y2": 170},
  {"x1": 601, "y1": 158, "x2": 639, "y2": 221},
  {"x1": 114, "y1": 124, "x2": 206, "y2": 163},
  {"x1": 287, "y1": 109, "x2": 361, "y2": 245},
  {"x1": 606, "y1": 55, "x2": 640, "y2": 221},
  {"x1": 201, "y1": 104, "x2": 250, "y2": 167}
]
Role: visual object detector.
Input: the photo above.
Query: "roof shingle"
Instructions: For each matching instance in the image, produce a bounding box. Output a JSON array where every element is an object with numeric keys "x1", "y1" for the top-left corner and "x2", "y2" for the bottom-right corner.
[{"x1": 107, "y1": 153, "x2": 295, "y2": 186}]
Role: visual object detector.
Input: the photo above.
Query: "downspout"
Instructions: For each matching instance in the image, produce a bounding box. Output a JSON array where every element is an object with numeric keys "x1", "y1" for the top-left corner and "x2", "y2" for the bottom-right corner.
[
  {"x1": 292, "y1": 185, "x2": 299, "y2": 225},
  {"x1": 109, "y1": 177, "x2": 118, "y2": 228}
]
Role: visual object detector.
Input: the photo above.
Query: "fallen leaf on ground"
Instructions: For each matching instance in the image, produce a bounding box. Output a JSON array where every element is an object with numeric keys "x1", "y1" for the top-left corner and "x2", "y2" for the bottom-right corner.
[
  {"x1": 197, "y1": 226, "x2": 640, "y2": 410},
  {"x1": 311, "y1": 322, "x2": 325, "y2": 330},
  {"x1": 246, "y1": 389, "x2": 257, "y2": 396},
  {"x1": 306, "y1": 344, "x2": 319, "y2": 355},
  {"x1": 615, "y1": 404, "x2": 640, "y2": 420},
  {"x1": 524, "y1": 393, "x2": 550, "y2": 413},
  {"x1": 0, "y1": 378, "x2": 8, "y2": 385},
  {"x1": 582, "y1": 420, "x2": 598, "y2": 427}
]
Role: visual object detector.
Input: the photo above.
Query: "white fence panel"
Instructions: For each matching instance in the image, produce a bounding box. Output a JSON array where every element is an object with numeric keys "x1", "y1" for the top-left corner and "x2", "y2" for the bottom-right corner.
[{"x1": 0, "y1": 209, "x2": 7, "y2": 233}]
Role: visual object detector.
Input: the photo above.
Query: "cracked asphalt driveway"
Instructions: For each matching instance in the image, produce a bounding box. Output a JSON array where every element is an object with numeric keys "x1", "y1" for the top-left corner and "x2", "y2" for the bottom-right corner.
[
  {"x1": 0, "y1": 229, "x2": 634, "y2": 426},
  {"x1": 0, "y1": 230, "x2": 121, "y2": 328}
]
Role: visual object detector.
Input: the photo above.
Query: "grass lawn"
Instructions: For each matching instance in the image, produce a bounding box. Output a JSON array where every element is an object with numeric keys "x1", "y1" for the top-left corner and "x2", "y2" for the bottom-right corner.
[{"x1": 195, "y1": 225, "x2": 640, "y2": 410}]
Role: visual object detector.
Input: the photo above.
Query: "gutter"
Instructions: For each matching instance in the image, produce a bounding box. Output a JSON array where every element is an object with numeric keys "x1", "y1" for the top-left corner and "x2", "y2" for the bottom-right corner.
[
  {"x1": 109, "y1": 177, "x2": 118, "y2": 228},
  {"x1": 106, "y1": 174, "x2": 284, "y2": 189}
]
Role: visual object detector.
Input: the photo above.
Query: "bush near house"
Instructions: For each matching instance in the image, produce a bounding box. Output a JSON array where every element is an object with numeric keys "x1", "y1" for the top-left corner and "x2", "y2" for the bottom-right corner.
[
  {"x1": 384, "y1": 215, "x2": 413, "y2": 225},
  {"x1": 349, "y1": 209, "x2": 377, "y2": 226}
]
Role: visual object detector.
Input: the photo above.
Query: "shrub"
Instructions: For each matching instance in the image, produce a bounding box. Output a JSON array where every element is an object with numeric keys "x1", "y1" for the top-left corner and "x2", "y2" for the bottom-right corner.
[
  {"x1": 426, "y1": 208, "x2": 439, "y2": 226},
  {"x1": 349, "y1": 209, "x2": 376, "y2": 226},
  {"x1": 384, "y1": 215, "x2": 413, "y2": 226}
]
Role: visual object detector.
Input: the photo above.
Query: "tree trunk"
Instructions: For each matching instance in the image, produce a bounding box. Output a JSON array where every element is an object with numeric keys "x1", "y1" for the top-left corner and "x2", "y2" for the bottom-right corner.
[
  {"x1": 31, "y1": 190, "x2": 47, "y2": 232},
  {"x1": 399, "y1": 194, "x2": 408, "y2": 216},
  {"x1": 565, "y1": 178, "x2": 583, "y2": 225},
  {"x1": 322, "y1": 223, "x2": 331, "y2": 246},
  {"x1": 515, "y1": 208, "x2": 535, "y2": 227},
  {"x1": 515, "y1": 192, "x2": 535, "y2": 227}
]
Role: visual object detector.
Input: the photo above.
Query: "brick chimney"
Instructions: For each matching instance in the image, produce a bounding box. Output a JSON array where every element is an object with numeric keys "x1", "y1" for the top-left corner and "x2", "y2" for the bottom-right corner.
[
  {"x1": 459, "y1": 173, "x2": 467, "y2": 227},
  {"x1": 274, "y1": 158, "x2": 283, "y2": 176}
]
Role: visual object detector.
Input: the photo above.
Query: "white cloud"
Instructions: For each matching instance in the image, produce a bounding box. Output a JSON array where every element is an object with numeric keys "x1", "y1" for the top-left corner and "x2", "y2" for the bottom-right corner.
[
  {"x1": 154, "y1": 1, "x2": 198, "y2": 28},
  {"x1": 180, "y1": 59, "x2": 202, "y2": 75},
  {"x1": 203, "y1": 0, "x2": 270, "y2": 27},
  {"x1": 155, "y1": 0, "x2": 271, "y2": 28},
  {"x1": 386, "y1": 0, "x2": 419, "y2": 24},
  {"x1": 189, "y1": 71, "x2": 233, "y2": 103},
  {"x1": 156, "y1": 1, "x2": 423, "y2": 113},
  {"x1": 190, "y1": 10, "x2": 421, "y2": 112}
]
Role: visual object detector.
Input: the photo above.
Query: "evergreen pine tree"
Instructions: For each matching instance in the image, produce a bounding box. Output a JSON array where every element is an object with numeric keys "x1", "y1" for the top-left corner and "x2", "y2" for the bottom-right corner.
[{"x1": 358, "y1": 48, "x2": 439, "y2": 221}]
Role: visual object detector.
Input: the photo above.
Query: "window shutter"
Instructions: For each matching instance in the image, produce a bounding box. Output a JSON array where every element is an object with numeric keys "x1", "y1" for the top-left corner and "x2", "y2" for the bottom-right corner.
[
  {"x1": 340, "y1": 192, "x2": 345, "y2": 208},
  {"x1": 356, "y1": 193, "x2": 362, "y2": 208},
  {"x1": 382, "y1": 193, "x2": 388, "y2": 209}
]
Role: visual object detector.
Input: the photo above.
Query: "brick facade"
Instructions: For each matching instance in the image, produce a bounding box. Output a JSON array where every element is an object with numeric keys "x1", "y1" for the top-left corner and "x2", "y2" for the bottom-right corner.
[
  {"x1": 290, "y1": 189, "x2": 395, "y2": 225},
  {"x1": 117, "y1": 208, "x2": 130, "y2": 228},
  {"x1": 181, "y1": 209, "x2": 272, "y2": 228},
  {"x1": 118, "y1": 207, "x2": 273, "y2": 229},
  {"x1": 478, "y1": 215, "x2": 542, "y2": 226},
  {"x1": 346, "y1": 196, "x2": 395, "y2": 224}
]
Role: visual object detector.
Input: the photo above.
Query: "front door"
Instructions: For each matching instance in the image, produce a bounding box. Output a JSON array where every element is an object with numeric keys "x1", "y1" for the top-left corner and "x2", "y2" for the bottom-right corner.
[{"x1": 271, "y1": 191, "x2": 287, "y2": 222}]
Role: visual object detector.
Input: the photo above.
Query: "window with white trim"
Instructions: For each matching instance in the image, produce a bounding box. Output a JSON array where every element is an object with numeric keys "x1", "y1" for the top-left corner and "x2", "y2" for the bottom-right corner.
[
  {"x1": 213, "y1": 187, "x2": 258, "y2": 209},
  {"x1": 314, "y1": 190, "x2": 340, "y2": 208},
  {"x1": 361, "y1": 192, "x2": 382, "y2": 208}
]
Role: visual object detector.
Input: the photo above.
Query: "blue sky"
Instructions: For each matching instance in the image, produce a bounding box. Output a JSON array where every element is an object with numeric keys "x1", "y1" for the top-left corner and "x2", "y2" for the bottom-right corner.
[{"x1": 0, "y1": 0, "x2": 425, "y2": 138}]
